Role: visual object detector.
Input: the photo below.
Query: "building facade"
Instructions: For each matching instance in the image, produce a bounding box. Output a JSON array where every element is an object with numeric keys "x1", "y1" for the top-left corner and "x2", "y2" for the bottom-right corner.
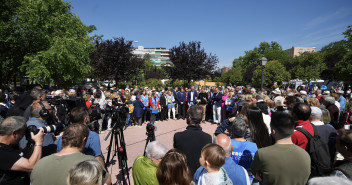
[
  {"x1": 132, "y1": 46, "x2": 172, "y2": 66},
  {"x1": 287, "y1": 46, "x2": 316, "y2": 57}
]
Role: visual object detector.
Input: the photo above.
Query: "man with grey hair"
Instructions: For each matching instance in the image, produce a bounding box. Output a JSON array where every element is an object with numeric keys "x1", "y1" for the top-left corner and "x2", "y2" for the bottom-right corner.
[
  {"x1": 19, "y1": 101, "x2": 57, "y2": 157},
  {"x1": 132, "y1": 140, "x2": 168, "y2": 185},
  {"x1": 0, "y1": 116, "x2": 44, "y2": 185},
  {"x1": 230, "y1": 117, "x2": 258, "y2": 183},
  {"x1": 23, "y1": 87, "x2": 46, "y2": 120},
  {"x1": 194, "y1": 133, "x2": 250, "y2": 185},
  {"x1": 310, "y1": 106, "x2": 337, "y2": 163}
]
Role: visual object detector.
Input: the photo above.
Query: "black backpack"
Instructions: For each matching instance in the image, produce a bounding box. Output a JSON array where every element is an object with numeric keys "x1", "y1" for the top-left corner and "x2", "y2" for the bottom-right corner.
[{"x1": 296, "y1": 123, "x2": 331, "y2": 177}]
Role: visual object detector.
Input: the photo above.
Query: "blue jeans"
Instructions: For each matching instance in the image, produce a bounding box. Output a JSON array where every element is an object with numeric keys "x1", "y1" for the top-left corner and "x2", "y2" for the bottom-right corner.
[{"x1": 126, "y1": 113, "x2": 132, "y2": 127}]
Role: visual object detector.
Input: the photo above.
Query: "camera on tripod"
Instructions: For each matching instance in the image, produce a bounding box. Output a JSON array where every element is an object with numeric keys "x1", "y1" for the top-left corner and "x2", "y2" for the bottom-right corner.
[{"x1": 146, "y1": 123, "x2": 156, "y2": 141}]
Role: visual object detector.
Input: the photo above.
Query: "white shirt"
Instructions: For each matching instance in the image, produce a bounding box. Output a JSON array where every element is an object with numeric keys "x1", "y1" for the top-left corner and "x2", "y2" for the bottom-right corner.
[
  {"x1": 311, "y1": 120, "x2": 324, "y2": 126},
  {"x1": 262, "y1": 113, "x2": 271, "y2": 134}
]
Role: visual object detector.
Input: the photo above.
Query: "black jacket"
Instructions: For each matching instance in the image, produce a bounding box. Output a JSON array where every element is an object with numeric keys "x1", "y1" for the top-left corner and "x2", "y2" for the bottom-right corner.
[
  {"x1": 159, "y1": 94, "x2": 167, "y2": 107},
  {"x1": 198, "y1": 93, "x2": 208, "y2": 105},
  {"x1": 173, "y1": 125, "x2": 212, "y2": 176}
]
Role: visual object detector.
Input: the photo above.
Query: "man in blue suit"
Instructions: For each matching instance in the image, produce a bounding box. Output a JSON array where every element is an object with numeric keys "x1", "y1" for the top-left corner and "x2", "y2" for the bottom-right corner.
[
  {"x1": 177, "y1": 88, "x2": 186, "y2": 119},
  {"x1": 212, "y1": 87, "x2": 222, "y2": 124},
  {"x1": 187, "y1": 86, "x2": 198, "y2": 107}
]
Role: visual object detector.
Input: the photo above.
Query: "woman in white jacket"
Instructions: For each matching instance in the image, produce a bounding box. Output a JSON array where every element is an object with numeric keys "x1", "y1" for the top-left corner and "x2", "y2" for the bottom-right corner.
[{"x1": 167, "y1": 91, "x2": 176, "y2": 120}]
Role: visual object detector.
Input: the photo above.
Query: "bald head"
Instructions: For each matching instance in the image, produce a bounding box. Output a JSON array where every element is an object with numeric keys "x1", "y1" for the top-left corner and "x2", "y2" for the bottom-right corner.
[{"x1": 214, "y1": 133, "x2": 233, "y2": 156}]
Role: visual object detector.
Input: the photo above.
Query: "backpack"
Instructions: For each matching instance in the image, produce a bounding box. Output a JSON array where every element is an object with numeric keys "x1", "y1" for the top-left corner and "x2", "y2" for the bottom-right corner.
[{"x1": 296, "y1": 123, "x2": 331, "y2": 177}]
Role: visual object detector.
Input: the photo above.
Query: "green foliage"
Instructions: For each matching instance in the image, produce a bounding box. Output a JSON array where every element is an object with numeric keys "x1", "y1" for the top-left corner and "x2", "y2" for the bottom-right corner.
[
  {"x1": 1, "y1": 0, "x2": 95, "y2": 87},
  {"x1": 335, "y1": 52, "x2": 352, "y2": 84},
  {"x1": 219, "y1": 67, "x2": 243, "y2": 85},
  {"x1": 343, "y1": 25, "x2": 352, "y2": 49},
  {"x1": 140, "y1": 78, "x2": 163, "y2": 88},
  {"x1": 213, "y1": 77, "x2": 221, "y2": 82},
  {"x1": 291, "y1": 52, "x2": 327, "y2": 81},
  {"x1": 22, "y1": 37, "x2": 93, "y2": 86},
  {"x1": 164, "y1": 79, "x2": 194, "y2": 87},
  {"x1": 252, "y1": 60, "x2": 290, "y2": 88},
  {"x1": 233, "y1": 41, "x2": 289, "y2": 83}
]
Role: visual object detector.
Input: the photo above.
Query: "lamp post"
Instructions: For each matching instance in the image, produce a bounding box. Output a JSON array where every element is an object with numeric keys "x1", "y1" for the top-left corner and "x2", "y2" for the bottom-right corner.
[{"x1": 261, "y1": 57, "x2": 267, "y2": 90}]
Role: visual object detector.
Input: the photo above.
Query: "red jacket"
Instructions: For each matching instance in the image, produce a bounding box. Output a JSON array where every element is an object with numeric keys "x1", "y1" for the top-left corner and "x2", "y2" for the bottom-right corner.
[
  {"x1": 149, "y1": 97, "x2": 159, "y2": 108},
  {"x1": 291, "y1": 120, "x2": 315, "y2": 150}
]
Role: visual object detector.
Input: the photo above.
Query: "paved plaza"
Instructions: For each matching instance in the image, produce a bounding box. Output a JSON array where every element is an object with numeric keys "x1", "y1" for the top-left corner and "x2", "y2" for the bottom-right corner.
[{"x1": 99, "y1": 119, "x2": 218, "y2": 185}]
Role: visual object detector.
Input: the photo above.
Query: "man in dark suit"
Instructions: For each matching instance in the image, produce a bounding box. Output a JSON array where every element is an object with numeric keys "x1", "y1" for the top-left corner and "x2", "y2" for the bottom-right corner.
[
  {"x1": 187, "y1": 86, "x2": 198, "y2": 107},
  {"x1": 176, "y1": 88, "x2": 186, "y2": 119},
  {"x1": 173, "y1": 105, "x2": 212, "y2": 177},
  {"x1": 212, "y1": 87, "x2": 223, "y2": 124}
]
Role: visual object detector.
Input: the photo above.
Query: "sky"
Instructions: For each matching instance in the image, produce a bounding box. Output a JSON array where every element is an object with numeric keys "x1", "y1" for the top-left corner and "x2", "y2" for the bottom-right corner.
[{"x1": 66, "y1": 0, "x2": 352, "y2": 68}]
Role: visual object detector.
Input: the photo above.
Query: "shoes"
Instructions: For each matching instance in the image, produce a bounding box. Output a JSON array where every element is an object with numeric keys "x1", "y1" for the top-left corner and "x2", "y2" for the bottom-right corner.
[{"x1": 202, "y1": 120, "x2": 205, "y2": 123}]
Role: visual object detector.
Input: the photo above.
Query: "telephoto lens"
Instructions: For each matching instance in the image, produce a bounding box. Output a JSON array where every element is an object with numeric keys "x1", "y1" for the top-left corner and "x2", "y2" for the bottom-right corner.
[
  {"x1": 42, "y1": 125, "x2": 57, "y2": 133},
  {"x1": 27, "y1": 125, "x2": 57, "y2": 135}
]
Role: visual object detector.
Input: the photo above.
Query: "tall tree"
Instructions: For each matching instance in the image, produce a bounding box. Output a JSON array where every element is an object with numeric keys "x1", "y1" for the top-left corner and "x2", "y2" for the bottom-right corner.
[
  {"x1": 1, "y1": 0, "x2": 96, "y2": 87},
  {"x1": 234, "y1": 41, "x2": 289, "y2": 83},
  {"x1": 320, "y1": 40, "x2": 348, "y2": 82},
  {"x1": 335, "y1": 25, "x2": 352, "y2": 84},
  {"x1": 290, "y1": 52, "x2": 327, "y2": 81},
  {"x1": 252, "y1": 60, "x2": 290, "y2": 88},
  {"x1": 90, "y1": 37, "x2": 144, "y2": 83},
  {"x1": 167, "y1": 41, "x2": 218, "y2": 85}
]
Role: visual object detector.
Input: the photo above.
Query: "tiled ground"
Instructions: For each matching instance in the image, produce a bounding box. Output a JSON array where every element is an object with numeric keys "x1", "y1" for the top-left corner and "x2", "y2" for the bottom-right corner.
[{"x1": 99, "y1": 119, "x2": 218, "y2": 185}]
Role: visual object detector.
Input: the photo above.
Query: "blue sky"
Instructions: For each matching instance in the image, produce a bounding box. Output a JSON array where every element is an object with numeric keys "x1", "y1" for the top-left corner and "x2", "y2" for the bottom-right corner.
[{"x1": 66, "y1": 0, "x2": 352, "y2": 67}]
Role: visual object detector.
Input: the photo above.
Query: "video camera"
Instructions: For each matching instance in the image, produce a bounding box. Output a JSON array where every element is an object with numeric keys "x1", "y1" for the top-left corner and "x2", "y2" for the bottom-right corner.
[{"x1": 146, "y1": 123, "x2": 156, "y2": 141}]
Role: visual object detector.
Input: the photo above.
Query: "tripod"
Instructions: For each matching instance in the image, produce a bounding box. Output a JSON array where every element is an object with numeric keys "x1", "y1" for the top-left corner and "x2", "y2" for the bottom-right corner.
[
  {"x1": 143, "y1": 123, "x2": 156, "y2": 156},
  {"x1": 105, "y1": 112, "x2": 130, "y2": 185}
]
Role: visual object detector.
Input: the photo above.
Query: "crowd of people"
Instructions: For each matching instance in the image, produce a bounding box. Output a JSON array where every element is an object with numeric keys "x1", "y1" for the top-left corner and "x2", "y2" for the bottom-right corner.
[{"x1": 1, "y1": 82, "x2": 352, "y2": 185}]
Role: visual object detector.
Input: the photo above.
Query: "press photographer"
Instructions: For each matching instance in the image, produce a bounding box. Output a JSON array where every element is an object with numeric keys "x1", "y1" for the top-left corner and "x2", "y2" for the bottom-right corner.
[
  {"x1": 0, "y1": 116, "x2": 44, "y2": 185},
  {"x1": 92, "y1": 90, "x2": 106, "y2": 133},
  {"x1": 56, "y1": 106, "x2": 105, "y2": 166},
  {"x1": 19, "y1": 101, "x2": 57, "y2": 157}
]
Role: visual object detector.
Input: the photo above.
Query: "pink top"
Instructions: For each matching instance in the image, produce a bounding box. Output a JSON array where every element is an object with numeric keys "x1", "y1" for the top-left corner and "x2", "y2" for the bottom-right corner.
[{"x1": 222, "y1": 94, "x2": 229, "y2": 107}]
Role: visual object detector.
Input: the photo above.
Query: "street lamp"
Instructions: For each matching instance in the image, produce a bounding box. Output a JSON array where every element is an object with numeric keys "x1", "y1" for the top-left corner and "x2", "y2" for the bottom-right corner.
[{"x1": 261, "y1": 57, "x2": 267, "y2": 90}]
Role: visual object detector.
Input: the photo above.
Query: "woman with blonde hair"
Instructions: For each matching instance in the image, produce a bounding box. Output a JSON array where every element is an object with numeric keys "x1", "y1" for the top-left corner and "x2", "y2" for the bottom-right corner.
[{"x1": 307, "y1": 97, "x2": 320, "y2": 107}]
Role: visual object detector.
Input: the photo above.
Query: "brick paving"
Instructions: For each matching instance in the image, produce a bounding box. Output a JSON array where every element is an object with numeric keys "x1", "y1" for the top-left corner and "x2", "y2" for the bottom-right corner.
[{"x1": 99, "y1": 119, "x2": 218, "y2": 185}]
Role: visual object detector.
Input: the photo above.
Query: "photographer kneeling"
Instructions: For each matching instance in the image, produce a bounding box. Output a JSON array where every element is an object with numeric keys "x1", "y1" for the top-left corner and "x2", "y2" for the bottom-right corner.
[
  {"x1": 0, "y1": 116, "x2": 44, "y2": 185},
  {"x1": 19, "y1": 101, "x2": 57, "y2": 157}
]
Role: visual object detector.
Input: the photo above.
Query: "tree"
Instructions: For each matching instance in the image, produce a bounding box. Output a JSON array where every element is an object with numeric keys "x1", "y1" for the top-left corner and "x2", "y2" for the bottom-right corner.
[
  {"x1": 234, "y1": 41, "x2": 289, "y2": 83},
  {"x1": 335, "y1": 52, "x2": 352, "y2": 84},
  {"x1": 343, "y1": 25, "x2": 352, "y2": 49},
  {"x1": 290, "y1": 52, "x2": 327, "y2": 81},
  {"x1": 252, "y1": 60, "x2": 290, "y2": 88},
  {"x1": 219, "y1": 67, "x2": 243, "y2": 85},
  {"x1": 167, "y1": 41, "x2": 218, "y2": 85},
  {"x1": 334, "y1": 25, "x2": 352, "y2": 84},
  {"x1": 1, "y1": 0, "x2": 96, "y2": 87},
  {"x1": 90, "y1": 37, "x2": 144, "y2": 83},
  {"x1": 319, "y1": 40, "x2": 349, "y2": 82}
]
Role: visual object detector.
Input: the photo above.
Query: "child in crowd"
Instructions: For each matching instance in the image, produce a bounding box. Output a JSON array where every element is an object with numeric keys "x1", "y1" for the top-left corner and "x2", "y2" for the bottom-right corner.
[{"x1": 197, "y1": 144, "x2": 233, "y2": 185}]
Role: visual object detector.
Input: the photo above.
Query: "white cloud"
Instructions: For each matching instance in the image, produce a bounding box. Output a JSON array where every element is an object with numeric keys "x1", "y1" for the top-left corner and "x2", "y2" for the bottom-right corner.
[{"x1": 305, "y1": 8, "x2": 352, "y2": 30}]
